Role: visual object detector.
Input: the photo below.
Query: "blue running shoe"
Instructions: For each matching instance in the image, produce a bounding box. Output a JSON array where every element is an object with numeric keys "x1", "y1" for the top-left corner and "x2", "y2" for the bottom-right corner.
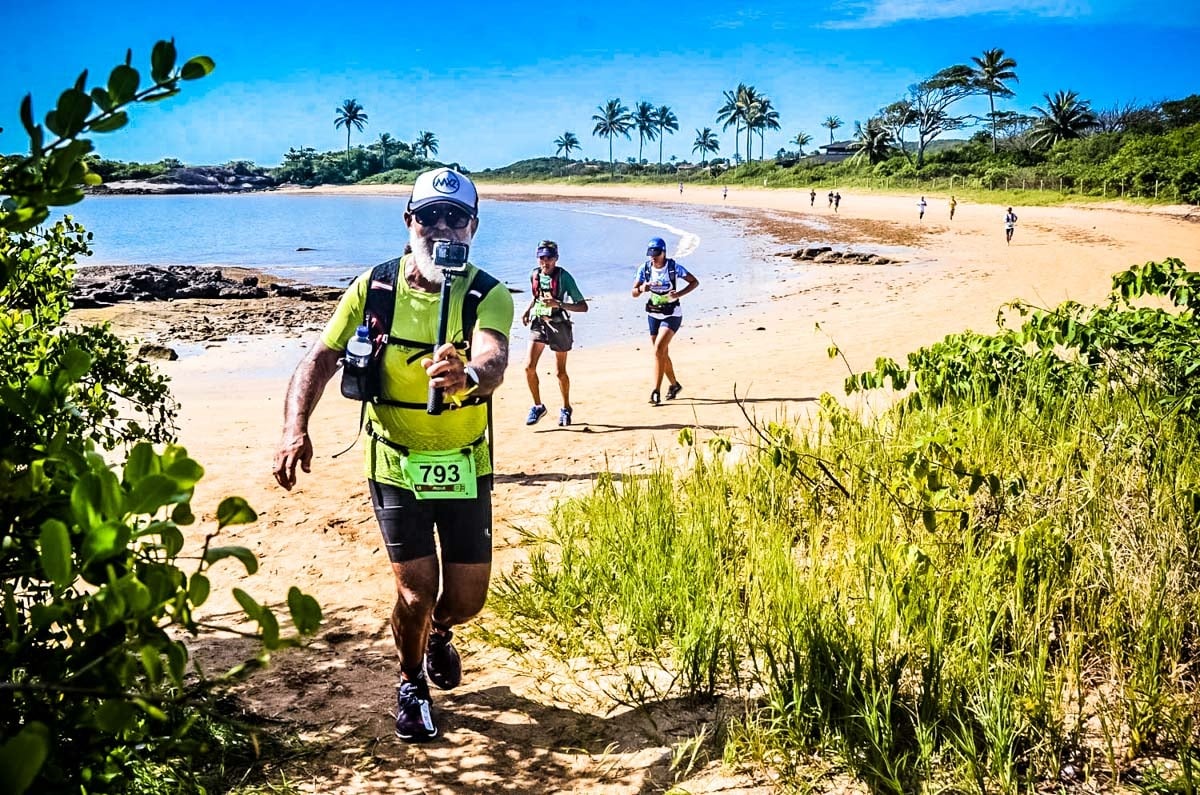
[
  {"x1": 559, "y1": 407, "x2": 572, "y2": 426},
  {"x1": 526, "y1": 404, "x2": 547, "y2": 425},
  {"x1": 395, "y1": 675, "x2": 438, "y2": 742}
]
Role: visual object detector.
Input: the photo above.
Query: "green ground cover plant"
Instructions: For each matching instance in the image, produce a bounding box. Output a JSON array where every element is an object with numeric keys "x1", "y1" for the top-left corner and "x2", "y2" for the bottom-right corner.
[
  {"x1": 492, "y1": 259, "x2": 1200, "y2": 793},
  {"x1": 1, "y1": 41, "x2": 322, "y2": 794}
]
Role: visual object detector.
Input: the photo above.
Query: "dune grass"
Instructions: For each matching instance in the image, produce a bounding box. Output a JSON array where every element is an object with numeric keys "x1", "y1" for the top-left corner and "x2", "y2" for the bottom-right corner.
[{"x1": 490, "y1": 263, "x2": 1200, "y2": 793}]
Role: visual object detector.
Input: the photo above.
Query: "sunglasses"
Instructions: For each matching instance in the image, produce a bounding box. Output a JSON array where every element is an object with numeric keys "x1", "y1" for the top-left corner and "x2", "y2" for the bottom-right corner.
[
  {"x1": 412, "y1": 204, "x2": 473, "y2": 230},
  {"x1": 647, "y1": 248, "x2": 665, "y2": 256}
]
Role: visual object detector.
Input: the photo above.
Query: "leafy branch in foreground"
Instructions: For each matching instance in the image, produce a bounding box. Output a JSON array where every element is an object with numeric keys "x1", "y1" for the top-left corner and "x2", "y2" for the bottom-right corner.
[
  {"x1": 0, "y1": 38, "x2": 214, "y2": 238},
  {"x1": 1, "y1": 41, "x2": 321, "y2": 794}
]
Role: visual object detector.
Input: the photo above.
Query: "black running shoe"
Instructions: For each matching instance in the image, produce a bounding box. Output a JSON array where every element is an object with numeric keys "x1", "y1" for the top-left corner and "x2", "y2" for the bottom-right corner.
[
  {"x1": 395, "y1": 675, "x2": 438, "y2": 742},
  {"x1": 425, "y1": 629, "x2": 462, "y2": 690},
  {"x1": 667, "y1": 382, "x2": 683, "y2": 400},
  {"x1": 650, "y1": 389, "x2": 661, "y2": 406}
]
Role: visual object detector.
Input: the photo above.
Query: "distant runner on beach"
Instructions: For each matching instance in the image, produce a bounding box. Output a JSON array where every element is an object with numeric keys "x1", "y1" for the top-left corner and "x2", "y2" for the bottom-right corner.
[
  {"x1": 810, "y1": 188, "x2": 816, "y2": 207},
  {"x1": 632, "y1": 236, "x2": 700, "y2": 406},
  {"x1": 521, "y1": 240, "x2": 588, "y2": 427},
  {"x1": 918, "y1": 196, "x2": 927, "y2": 220},
  {"x1": 1005, "y1": 207, "x2": 1019, "y2": 244},
  {"x1": 272, "y1": 168, "x2": 514, "y2": 744},
  {"x1": 949, "y1": 195, "x2": 957, "y2": 221}
]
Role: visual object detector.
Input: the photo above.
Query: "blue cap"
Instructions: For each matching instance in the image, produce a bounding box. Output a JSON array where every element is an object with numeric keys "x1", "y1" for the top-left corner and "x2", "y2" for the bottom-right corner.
[{"x1": 646, "y1": 237, "x2": 666, "y2": 255}]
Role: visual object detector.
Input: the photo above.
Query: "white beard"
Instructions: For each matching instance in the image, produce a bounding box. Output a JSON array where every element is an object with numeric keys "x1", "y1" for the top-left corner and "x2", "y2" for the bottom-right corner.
[{"x1": 408, "y1": 232, "x2": 444, "y2": 286}]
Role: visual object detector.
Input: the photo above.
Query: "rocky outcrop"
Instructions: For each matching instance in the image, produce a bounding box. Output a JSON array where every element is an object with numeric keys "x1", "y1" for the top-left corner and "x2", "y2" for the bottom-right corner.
[
  {"x1": 72, "y1": 266, "x2": 341, "y2": 308},
  {"x1": 90, "y1": 166, "x2": 275, "y2": 195},
  {"x1": 785, "y1": 247, "x2": 900, "y2": 265}
]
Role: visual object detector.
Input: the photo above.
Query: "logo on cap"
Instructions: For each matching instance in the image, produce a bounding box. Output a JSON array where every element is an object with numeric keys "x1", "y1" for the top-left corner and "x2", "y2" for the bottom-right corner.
[{"x1": 433, "y1": 172, "x2": 460, "y2": 194}]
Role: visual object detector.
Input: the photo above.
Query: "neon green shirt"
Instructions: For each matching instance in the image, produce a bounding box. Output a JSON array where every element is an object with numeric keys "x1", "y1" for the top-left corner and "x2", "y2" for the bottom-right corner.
[{"x1": 321, "y1": 256, "x2": 514, "y2": 487}]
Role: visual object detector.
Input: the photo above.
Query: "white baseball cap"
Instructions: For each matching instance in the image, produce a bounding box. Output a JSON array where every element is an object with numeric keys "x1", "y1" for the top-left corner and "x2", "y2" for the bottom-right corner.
[{"x1": 408, "y1": 168, "x2": 478, "y2": 216}]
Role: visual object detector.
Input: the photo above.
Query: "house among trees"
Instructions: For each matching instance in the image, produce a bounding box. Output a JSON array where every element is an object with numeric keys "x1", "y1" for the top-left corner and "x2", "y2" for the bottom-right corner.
[{"x1": 807, "y1": 140, "x2": 860, "y2": 164}]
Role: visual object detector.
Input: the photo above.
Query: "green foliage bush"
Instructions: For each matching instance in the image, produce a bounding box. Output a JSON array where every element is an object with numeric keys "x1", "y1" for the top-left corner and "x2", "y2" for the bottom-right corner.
[{"x1": 1, "y1": 40, "x2": 321, "y2": 794}]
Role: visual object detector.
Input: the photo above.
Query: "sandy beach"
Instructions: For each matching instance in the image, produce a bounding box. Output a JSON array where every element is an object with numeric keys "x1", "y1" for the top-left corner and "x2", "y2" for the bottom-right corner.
[{"x1": 77, "y1": 184, "x2": 1199, "y2": 792}]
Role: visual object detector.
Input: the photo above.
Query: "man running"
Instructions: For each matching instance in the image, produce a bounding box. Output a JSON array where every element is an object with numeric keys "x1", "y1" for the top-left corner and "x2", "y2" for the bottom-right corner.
[
  {"x1": 521, "y1": 240, "x2": 588, "y2": 427},
  {"x1": 1005, "y1": 207, "x2": 1018, "y2": 244},
  {"x1": 273, "y1": 168, "x2": 514, "y2": 743}
]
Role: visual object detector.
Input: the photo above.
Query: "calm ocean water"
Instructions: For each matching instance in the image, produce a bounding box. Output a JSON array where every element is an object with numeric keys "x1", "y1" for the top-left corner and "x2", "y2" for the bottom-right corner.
[{"x1": 60, "y1": 193, "x2": 785, "y2": 346}]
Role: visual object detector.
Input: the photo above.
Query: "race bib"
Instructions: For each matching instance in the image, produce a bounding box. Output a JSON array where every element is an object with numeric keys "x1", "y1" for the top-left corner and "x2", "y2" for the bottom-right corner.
[{"x1": 401, "y1": 448, "x2": 478, "y2": 500}]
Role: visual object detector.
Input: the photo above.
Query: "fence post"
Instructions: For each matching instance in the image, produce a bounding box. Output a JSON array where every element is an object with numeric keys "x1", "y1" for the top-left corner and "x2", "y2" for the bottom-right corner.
[
  {"x1": 1005, "y1": 177, "x2": 1009, "y2": 190},
  {"x1": 1155, "y1": 180, "x2": 1160, "y2": 199}
]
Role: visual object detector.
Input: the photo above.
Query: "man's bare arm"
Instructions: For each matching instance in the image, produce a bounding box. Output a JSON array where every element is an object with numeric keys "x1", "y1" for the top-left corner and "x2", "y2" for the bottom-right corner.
[{"x1": 273, "y1": 342, "x2": 342, "y2": 490}]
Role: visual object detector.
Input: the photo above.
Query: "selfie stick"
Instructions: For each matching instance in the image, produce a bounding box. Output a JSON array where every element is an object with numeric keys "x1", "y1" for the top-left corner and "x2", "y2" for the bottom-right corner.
[{"x1": 427, "y1": 269, "x2": 456, "y2": 415}]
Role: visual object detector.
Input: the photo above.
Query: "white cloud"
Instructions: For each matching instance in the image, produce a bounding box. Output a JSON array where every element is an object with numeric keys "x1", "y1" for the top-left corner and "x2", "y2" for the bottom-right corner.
[{"x1": 823, "y1": 0, "x2": 1091, "y2": 28}]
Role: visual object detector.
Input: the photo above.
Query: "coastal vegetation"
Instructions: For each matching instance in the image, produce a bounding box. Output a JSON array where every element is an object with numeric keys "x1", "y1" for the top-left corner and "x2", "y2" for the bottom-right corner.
[
  {"x1": 0, "y1": 41, "x2": 321, "y2": 794},
  {"x1": 490, "y1": 258, "x2": 1200, "y2": 793}
]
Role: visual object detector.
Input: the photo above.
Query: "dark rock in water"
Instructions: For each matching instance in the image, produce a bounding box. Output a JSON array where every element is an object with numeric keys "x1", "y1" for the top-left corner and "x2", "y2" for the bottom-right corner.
[
  {"x1": 296, "y1": 247, "x2": 315, "y2": 252},
  {"x1": 138, "y1": 344, "x2": 178, "y2": 361},
  {"x1": 785, "y1": 247, "x2": 903, "y2": 266},
  {"x1": 72, "y1": 265, "x2": 333, "y2": 307}
]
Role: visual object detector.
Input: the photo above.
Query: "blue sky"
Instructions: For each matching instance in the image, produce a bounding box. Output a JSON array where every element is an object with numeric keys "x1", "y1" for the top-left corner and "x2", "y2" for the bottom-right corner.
[{"x1": 3, "y1": 0, "x2": 1197, "y2": 170}]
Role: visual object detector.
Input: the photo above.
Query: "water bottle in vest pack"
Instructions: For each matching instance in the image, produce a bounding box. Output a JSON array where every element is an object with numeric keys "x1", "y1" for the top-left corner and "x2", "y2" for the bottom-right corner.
[{"x1": 340, "y1": 325, "x2": 373, "y2": 401}]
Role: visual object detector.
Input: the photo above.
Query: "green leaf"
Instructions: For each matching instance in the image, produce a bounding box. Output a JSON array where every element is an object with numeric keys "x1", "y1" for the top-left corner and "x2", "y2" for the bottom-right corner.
[
  {"x1": 52, "y1": 88, "x2": 93, "y2": 138},
  {"x1": 164, "y1": 455, "x2": 204, "y2": 489},
  {"x1": 259, "y1": 607, "x2": 280, "y2": 649},
  {"x1": 204, "y1": 546, "x2": 258, "y2": 575},
  {"x1": 107, "y1": 64, "x2": 139, "y2": 103},
  {"x1": 188, "y1": 573, "x2": 211, "y2": 607},
  {"x1": 287, "y1": 587, "x2": 323, "y2": 635},
  {"x1": 233, "y1": 587, "x2": 262, "y2": 620},
  {"x1": 38, "y1": 519, "x2": 73, "y2": 588},
  {"x1": 171, "y1": 502, "x2": 195, "y2": 526},
  {"x1": 216, "y1": 496, "x2": 257, "y2": 529},
  {"x1": 82, "y1": 521, "x2": 129, "y2": 565},
  {"x1": 20, "y1": 94, "x2": 36, "y2": 138},
  {"x1": 150, "y1": 39, "x2": 177, "y2": 84},
  {"x1": 180, "y1": 55, "x2": 215, "y2": 81},
  {"x1": 126, "y1": 473, "x2": 184, "y2": 515},
  {"x1": 166, "y1": 641, "x2": 188, "y2": 685},
  {"x1": 89, "y1": 112, "x2": 128, "y2": 134},
  {"x1": 123, "y1": 442, "x2": 158, "y2": 485},
  {"x1": 142, "y1": 88, "x2": 180, "y2": 103},
  {"x1": 93, "y1": 700, "x2": 137, "y2": 733},
  {"x1": 0, "y1": 721, "x2": 49, "y2": 794},
  {"x1": 140, "y1": 646, "x2": 163, "y2": 686},
  {"x1": 90, "y1": 87, "x2": 114, "y2": 112}
]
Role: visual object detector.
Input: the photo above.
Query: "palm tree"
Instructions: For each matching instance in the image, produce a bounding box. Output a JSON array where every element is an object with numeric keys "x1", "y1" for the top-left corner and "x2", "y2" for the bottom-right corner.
[
  {"x1": 413, "y1": 131, "x2": 439, "y2": 159},
  {"x1": 737, "y1": 84, "x2": 763, "y2": 162},
  {"x1": 1030, "y1": 90, "x2": 1098, "y2": 149},
  {"x1": 591, "y1": 98, "x2": 633, "y2": 176},
  {"x1": 850, "y1": 118, "x2": 894, "y2": 165},
  {"x1": 715, "y1": 86, "x2": 745, "y2": 164},
  {"x1": 633, "y1": 101, "x2": 658, "y2": 163},
  {"x1": 654, "y1": 105, "x2": 679, "y2": 168},
  {"x1": 692, "y1": 127, "x2": 720, "y2": 165},
  {"x1": 822, "y1": 115, "x2": 842, "y2": 145},
  {"x1": 971, "y1": 48, "x2": 1019, "y2": 153},
  {"x1": 334, "y1": 99, "x2": 368, "y2": 160},
  {"x1": 376, "y1": 132, "x2": 395, "y2": 170},
  {"x1": 554, "y1": 131, "x2": 580, "y2": 159},
  {"x1": 791, "y1": 131, "x2": 813, "y2": 155},
  {"x1": 754, "y1": 97, "x2": 781, "y2": 160}
]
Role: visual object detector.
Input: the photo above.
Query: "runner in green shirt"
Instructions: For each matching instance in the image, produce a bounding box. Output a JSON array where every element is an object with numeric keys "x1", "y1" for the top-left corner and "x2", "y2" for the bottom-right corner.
[
  {"x1": 521, "y1": 240, "x2": 588, "y2": 427},
  {"x1": 272, "y1": 168, "x2": 514, "y2": 743}
]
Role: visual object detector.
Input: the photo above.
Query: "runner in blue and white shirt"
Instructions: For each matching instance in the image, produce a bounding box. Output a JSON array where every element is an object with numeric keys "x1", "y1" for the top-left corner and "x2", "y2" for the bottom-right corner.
[{"x1": 631, "y1": 236, "x2": 700, "y2": 406}]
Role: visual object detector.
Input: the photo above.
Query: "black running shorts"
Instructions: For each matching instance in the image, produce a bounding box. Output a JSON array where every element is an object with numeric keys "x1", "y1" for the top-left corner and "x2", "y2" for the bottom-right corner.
[
  {"x1": 368, "y1": 476, "x2": 493, "y2": 564},
  {"x1": 530, "y1": 315, "x2": 574, "y2": 352}
]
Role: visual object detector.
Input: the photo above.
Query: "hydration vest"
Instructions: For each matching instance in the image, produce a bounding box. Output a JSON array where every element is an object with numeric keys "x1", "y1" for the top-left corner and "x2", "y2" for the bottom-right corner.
[
  {"x1": 638, "y1": 258, "x2": 678, "y2": 292},
  {"x1": 354, "y1": 256, "x2": 499, "y2": 410}
]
